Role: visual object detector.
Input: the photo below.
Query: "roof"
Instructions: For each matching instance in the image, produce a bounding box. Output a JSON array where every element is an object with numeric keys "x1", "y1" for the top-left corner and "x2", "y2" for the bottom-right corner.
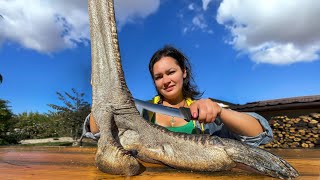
[
  {"x1": 229, "y1": 95, "x2": 320, "y2": 112},
  {"x1": 209, "y1": 98, "x2": 236, "y2": 107}
]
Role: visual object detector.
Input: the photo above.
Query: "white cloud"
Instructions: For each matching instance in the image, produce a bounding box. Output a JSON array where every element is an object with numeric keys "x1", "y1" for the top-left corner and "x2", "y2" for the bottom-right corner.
[
  {"x1": 0, "y1": 0, "x2": 160, "y2": 53},
  {"x1": 188, "y1": 3, "x2": 195, "y2": 11},
  {"x1": 115, "y1": 0, "x2": 160, "y2": 28},
  {"x1": 182, "y1": 2, "x2": 214, "y2": 35},
  {"x1": 216, "y1": 0, "x2": 320, "y2": 65},
  {"x1": 192, "y1": 15, "x2": 208, "y2": 30},
  {"x1": 183, "y1": 14, "x2": 213, "y2": 34},
  {"x1": 0, "y1": 0, "x2": 89, "y2": 53},
  {"x1": 251, "y1": 43, "x2": 319, "y2": 65},
  {"x1": 202, "y1": 0, "x2": 212, "y2": 11}
]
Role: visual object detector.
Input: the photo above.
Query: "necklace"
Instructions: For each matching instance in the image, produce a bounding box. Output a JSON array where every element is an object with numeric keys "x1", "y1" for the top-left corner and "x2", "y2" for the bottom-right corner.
[
  {"x1": 170, "y1": 100, "x2": 186, "y2": 127},
  {"x1": 170, "y1": 116, "x2": 176, "y2": 127}
]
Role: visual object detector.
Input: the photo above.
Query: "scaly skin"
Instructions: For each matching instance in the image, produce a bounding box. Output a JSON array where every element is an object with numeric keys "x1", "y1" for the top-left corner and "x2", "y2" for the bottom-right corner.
[{"x1": 88, "y1": 0, "x2": 299, "y2": 179}]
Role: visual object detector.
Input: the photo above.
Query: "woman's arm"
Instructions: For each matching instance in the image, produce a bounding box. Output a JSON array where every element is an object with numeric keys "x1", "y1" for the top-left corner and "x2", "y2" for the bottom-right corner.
[
  {"x1": 189, "y1": 99, "x2": 264, "y2": 137},
  {"x1": 219, "y1": 108, "x2": 263, "y2": 136}
]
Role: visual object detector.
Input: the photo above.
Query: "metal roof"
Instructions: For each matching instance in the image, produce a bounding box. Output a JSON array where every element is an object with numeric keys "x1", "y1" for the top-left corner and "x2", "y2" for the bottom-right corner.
[{"x1": 228, "y1": 95, "x2": 320, "y2": 112}]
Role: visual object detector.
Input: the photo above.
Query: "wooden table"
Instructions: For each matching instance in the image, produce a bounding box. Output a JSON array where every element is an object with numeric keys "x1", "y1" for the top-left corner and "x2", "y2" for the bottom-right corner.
[{"x1": 0, "y1": 146, "x2": 319, "y2": 179}]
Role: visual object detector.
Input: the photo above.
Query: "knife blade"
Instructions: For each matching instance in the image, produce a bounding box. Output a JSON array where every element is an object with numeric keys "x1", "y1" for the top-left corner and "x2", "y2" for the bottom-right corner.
[{"x1": 134, "y1": 98, "x2": 222, "y2": 125}]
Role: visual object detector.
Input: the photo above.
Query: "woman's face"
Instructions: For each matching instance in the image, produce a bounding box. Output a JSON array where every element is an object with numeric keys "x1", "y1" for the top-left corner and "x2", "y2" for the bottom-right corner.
[{"x1": 152, "y1": 57, "x2": 186, "y2": 101}]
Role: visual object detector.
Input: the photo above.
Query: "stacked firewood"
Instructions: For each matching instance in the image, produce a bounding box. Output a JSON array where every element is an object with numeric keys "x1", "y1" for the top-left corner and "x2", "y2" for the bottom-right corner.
[{"x1": 261, "y1": 113, "x2": 320, "y2": 148}]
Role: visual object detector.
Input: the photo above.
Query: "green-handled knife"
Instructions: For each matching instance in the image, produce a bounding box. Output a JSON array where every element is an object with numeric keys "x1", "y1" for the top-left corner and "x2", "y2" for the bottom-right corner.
[{"x1": 134, "y1": 98, "x2": 222, "y2": 125}]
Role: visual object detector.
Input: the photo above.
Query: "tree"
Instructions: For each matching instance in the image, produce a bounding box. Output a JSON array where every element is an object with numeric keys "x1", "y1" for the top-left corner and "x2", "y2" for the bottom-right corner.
[
  {"x1": 48, "y1": 88, "x2": 91, "y2": 140},
  {"x1": 13, "y1": 112, "x2": 57, "y2": 139},
  {"x1": 0, "y1": 99, "x2": 15, "y2": 144},
  {"x1": 0, "y1": 99, "x2": 12, "y2": 121}
]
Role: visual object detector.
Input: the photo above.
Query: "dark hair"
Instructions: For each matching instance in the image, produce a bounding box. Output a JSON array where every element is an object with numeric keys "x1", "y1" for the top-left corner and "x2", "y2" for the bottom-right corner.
[{"x1": 148, "y1": 45, "x2": 202, "y2": 101}]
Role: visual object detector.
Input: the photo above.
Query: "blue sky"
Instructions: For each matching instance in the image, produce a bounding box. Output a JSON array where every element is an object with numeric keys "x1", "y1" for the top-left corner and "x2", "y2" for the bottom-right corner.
[{"x1": 1, "y1": 0, "x2": 320, "y2": 114}]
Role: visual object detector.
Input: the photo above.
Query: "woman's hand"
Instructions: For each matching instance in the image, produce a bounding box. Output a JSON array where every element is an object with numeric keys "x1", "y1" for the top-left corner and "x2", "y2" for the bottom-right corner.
[{"x1": 189, "y1": 99, "x2": 222, "y2": 124}]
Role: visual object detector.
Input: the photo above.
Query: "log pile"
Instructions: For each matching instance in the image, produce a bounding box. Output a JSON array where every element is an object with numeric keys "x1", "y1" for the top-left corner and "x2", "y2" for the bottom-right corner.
[{"x1": 261, "y1": 113, "x2": 320, "y2": 148}]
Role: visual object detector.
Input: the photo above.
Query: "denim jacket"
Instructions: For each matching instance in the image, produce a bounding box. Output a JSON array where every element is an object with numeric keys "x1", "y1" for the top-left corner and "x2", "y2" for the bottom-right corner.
[{"x1": 199, "y1": 112, "x2": 273, "y2": 146}]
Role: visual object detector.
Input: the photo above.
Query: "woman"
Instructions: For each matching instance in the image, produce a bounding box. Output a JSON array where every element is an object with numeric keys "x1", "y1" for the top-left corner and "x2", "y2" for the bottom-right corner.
[{"x1": 84, "y1": 45, "x2": 273, "y2": 146}]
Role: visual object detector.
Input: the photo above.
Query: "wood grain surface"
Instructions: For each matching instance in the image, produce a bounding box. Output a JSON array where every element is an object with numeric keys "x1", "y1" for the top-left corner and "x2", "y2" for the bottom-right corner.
[{"x1": 0, "y1": 146, "x2": 319, "y2": 180}]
